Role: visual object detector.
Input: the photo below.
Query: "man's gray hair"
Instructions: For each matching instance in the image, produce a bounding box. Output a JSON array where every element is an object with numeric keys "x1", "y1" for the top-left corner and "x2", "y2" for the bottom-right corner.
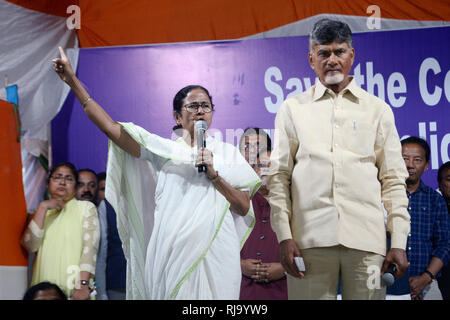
[{"x1": 309, "y1": 19, "x2": 353, "y2": 51}]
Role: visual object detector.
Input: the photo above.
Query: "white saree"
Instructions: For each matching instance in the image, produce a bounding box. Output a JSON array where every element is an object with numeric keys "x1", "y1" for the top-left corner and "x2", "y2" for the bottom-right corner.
[{"x1": 105, "y1": 123, "x2": 260, "y2": 300}]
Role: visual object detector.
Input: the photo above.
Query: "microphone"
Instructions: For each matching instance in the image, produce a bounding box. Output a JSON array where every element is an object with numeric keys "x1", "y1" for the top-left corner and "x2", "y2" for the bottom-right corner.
[
  {"x1": 381, "y1": 264, "x2": 397, "y2": 286},
  {"x1": 195, "y1": 120, "x2": 208, "y2": 173}
]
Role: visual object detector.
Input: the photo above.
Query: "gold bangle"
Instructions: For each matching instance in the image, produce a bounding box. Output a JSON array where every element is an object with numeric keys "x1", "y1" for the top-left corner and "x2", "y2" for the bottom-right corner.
[
  {"x1": 81, "y1": 97, "x2": 92, "y2": 108},
  {"x1": 210, "y1": 171, "x2": 220, "y2": 183}
]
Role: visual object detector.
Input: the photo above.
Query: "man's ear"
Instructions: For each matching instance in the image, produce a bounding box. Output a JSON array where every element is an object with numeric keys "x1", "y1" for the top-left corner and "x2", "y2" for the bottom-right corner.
[
  {"x1": 308, "y1": 51, "x2": 314, "y2": 70},
  {"x1": 350, "y1": 47, "x2": 355, "y2": 66}
]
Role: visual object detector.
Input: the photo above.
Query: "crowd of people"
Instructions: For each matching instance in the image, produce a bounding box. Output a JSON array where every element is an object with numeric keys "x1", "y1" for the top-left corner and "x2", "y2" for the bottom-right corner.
[{"x1": 20, "y1": 18, "x2": 448, "y2": 300}]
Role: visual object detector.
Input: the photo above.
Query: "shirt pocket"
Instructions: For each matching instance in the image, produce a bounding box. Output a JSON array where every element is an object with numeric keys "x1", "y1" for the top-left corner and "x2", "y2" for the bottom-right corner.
[
  {"x1": 420, "y1": 206, "x2": 433, "y2": 236},
  {"x1": 344, "y1": 119, "x2": 377, "y2": 157},
  {"x1": 412, "y1": 206, "x2": 433, "y2": 240}
]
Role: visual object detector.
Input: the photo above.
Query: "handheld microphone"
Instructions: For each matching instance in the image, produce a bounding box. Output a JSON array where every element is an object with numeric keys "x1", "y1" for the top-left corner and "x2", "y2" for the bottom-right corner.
[
  {"x1": 381, "y1": 264, "x2": 397, "y2": 286},
  {"x1": 195, "y1": 120, "x2": 208, "y2": 173}
]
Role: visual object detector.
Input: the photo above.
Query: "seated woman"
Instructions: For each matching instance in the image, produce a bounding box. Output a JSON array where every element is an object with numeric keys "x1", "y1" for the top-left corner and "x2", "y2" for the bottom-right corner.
[
  {"x1": 21, "y1": 162, "x2": 100, "y2": 300},
  {"x1": 52, "y1": 47, "x2": 260, "y2": 299}
]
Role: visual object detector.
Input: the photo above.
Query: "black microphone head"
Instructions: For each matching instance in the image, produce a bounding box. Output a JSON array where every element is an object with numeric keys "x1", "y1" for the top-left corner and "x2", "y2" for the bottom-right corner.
[
  {"x1": 381, "y1": 264, "x2": 397, "y2": 286},
  {"x1": 381, "y1": 272, "x2": 395, "y2": 286},
  {"x1": 194, "y1": 120, "x2": 208, "y2": 131}
]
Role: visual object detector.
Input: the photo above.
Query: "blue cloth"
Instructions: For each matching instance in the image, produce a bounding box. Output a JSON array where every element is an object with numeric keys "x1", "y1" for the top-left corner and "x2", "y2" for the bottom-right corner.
[
  {"x1": 6, "y1": 85, "x2": 18, "y2": 105},
  {"x1": 388, "y1": 181, "x2": 449, "y2": 295},
  {"x1": 105, "y1": 199, "x2": 127, "y2": 290},
  {"x1": 95, "y1": 200, "x2": 109, "y2": 299}
]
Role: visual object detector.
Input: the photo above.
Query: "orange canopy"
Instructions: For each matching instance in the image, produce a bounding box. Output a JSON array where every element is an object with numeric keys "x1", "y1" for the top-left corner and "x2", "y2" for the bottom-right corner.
[{"x1": 8, "y1": 0, "x2": 450, "y2": 47}]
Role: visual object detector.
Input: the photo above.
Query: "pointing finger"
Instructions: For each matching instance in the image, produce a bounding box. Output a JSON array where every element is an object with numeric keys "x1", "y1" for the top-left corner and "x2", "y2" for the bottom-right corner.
[{"x1": 58, "y1": 46, "x2": 68, "y2": 60}]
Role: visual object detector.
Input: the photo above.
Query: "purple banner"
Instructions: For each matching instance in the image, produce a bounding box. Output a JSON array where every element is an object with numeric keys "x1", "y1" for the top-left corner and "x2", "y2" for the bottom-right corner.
[{"x1": 52, "y1": 27, "x2": 450, "y2": 189}]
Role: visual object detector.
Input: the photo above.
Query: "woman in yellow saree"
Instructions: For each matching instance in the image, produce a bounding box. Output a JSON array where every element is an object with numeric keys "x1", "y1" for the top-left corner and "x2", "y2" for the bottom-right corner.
[{"x1": 21, "y1": 162, "x2": 100, "y2": 299}]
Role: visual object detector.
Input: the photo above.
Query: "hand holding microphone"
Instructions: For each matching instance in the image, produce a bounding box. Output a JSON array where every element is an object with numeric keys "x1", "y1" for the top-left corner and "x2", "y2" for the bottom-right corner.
[
  {"x1": 195, "y1": 120, "x2": 207, "y2": 172},
  {"x1": 381, "y1": 264, "x2": 397, "y2": 286},
  {"x1": 381, "y1": 248, "x2": 408, "y2": 286},
  {"x1": 195, "y1": 120, "x2": 218, "y2": 179}
]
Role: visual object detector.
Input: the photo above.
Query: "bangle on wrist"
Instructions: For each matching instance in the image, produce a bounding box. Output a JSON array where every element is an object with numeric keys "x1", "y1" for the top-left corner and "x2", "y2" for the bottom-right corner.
[
  {"x1": 81, "y1": 97, "x2": 92, "y2": 108},
  {"x1": 210, "y1": 171, "x2": 220, "y2": 183}
]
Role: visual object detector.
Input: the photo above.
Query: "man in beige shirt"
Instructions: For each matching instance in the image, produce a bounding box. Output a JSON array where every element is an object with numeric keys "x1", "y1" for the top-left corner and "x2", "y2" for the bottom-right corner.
[{"x1": 267, "y1": 18, "x2": 410, "y2": 300}]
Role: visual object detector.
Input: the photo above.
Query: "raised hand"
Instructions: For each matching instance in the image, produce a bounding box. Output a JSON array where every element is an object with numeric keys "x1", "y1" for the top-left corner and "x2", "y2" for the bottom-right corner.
[
  {"x1": 52, "y1": 46, "x2": 75, "y2": 83},
  {"x1": 39, "y1": 198, "x2": 66, "y2": 212}
]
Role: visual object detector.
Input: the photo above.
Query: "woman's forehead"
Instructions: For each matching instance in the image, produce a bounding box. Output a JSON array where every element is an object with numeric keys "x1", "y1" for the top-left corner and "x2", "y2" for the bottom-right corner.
[
  {"x1": 184, "y1": 89, "x2": 210, "y2": 103},
  {"x1": 54, "y1": 166, "x2": 73, "y2": 175}
]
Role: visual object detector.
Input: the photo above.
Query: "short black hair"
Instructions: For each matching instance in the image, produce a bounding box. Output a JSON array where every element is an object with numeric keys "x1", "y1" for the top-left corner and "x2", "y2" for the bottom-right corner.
[
  {"x1": 78, "y1": 168, "x2": 98, "y2": 182},
  {"x1": 23, "y1": 282, "x2": 67, "y2": 300},
  {"x1": 97, "y1": 171, "x2": 106, "y2": 182},
  {"x1": 309, "y1": 18, "x2": 353, "y2": 50},
  {"x1": 47, "y1": 162, "x2": 78, "y2": 184},
  {"x1": 401, "y1": 136, "x2": 431, "y2": 163},
  {"x1": 438, "y1": 161, "x2": 450, "y2": 184}
]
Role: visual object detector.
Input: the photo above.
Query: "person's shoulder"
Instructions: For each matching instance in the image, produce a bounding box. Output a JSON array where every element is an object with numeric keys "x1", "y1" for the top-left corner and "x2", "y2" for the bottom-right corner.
[
  {"x1": 421, "y1": 182, "x2": 447, "y2": 204},
  {"x1": 352, "y1": 83, "x2": 390, "y2": 110},
  {"x1": 73, "y1": 198, "x2": 97, "y2": 212},
  {"x1": 430, "y1": 187, "x2": 447, "y2": 207},
  {"x1": 275, "y1": 86, "x2": 315, "y2": 120}
]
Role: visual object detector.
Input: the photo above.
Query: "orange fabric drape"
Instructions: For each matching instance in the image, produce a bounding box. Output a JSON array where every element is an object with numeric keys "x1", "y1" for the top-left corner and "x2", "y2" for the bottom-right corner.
[
  {"x1": 7, "y1": 0, "x2": 450, "y2": 47},
  {"x1": 77, "y1": 0, "x2": 450, "y2": 47},
  {"x1": 0, "y1": 99, "x2": 27, "y2": 266},
  {"x1": 6, "y1": 0, "x2": 79, "y2": 17}
]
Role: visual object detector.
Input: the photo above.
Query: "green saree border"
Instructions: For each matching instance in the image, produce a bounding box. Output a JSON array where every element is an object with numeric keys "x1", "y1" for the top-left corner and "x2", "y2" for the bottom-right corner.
[{"x1": 169, "y1": 203, "x2": 230, "y2": 300}]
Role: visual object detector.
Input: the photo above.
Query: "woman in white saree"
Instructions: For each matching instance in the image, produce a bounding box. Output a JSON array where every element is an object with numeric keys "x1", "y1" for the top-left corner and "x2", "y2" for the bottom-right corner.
[{"x1": 53, "y1": 47, "x2": 261, "y2": 300}]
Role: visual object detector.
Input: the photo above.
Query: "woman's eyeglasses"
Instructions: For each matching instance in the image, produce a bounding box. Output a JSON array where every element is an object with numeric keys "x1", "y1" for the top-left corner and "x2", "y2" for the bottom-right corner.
[
  {"x1": 184, "y1": 102, "x2": 214, "y2": 113},
  {"x1": 51, "y1": 174, "x2": 75, "y2": 183}
]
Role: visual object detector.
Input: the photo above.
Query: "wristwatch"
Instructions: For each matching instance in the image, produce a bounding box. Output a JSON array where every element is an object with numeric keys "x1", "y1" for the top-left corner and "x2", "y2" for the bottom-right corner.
[
  {"x1": 423, "y1": 270, "x2": 435, "y2": 282},
  {"x1": 80, "y1": 280, "x2": 89, "y2": 286}
]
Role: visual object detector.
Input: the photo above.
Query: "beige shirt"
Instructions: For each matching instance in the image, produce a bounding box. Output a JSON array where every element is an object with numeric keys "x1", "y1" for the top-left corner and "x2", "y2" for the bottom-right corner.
[{"x1": 267, "y1": 78, "x2": 410, "y2": 256}]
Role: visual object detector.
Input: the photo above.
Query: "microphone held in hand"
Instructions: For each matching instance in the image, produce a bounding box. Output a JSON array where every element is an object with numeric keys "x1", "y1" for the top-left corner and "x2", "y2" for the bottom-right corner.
[
  {"x1": 382, "y1": 264, "x2": 397, "y2": 286},
  {"x1": 195, "y1": 120, "x2": 208, "y2": 173}
]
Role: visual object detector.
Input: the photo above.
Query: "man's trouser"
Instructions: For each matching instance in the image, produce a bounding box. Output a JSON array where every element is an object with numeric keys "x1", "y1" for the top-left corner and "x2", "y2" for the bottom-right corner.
[{"x1": 287, "y1": 245, "x2": 386, "y2": 300}]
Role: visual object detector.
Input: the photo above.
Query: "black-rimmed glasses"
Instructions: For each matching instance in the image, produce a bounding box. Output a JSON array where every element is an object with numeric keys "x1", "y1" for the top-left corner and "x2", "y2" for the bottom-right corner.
[
  {"x1": 51, "y1": 174, "x2": 75, "y2": 184},
  {"x1": 184, "y1": 102, "x2": 214, "y2": 113}
]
